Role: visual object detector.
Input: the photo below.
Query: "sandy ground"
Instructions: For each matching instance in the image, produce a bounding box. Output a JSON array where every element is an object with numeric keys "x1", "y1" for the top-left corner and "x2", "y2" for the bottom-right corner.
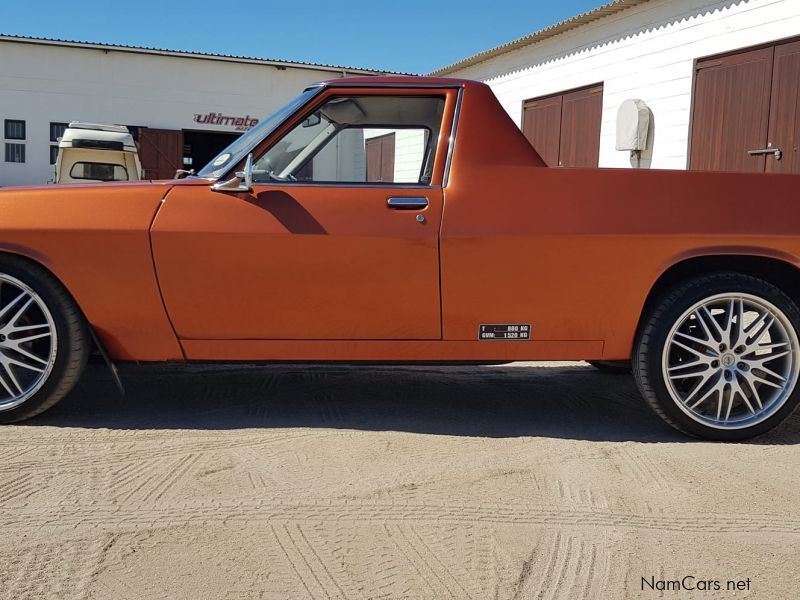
[{"x1": 1, "y1": 361, "x2": 798, "y2": 599}]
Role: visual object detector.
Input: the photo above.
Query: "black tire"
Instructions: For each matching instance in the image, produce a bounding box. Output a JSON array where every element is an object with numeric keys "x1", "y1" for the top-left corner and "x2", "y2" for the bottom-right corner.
[
  {"x1": 587, "y1": 360, "x2": 631, "y2": 374},
  {"x1": 633, "y1": 271, "x2": 800, "y2": 441},
  {"x1": 0, "y1": 255, "x2": 90, "y2": 423}
]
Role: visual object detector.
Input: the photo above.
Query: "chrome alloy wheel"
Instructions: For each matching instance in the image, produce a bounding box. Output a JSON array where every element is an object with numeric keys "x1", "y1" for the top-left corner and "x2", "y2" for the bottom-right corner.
[
  {"x1": 0, "y1": 274, "x2": 57, "y2": 411},
  {"x1": 662, "y1": 293, "x2": 799, "y2": 430}
]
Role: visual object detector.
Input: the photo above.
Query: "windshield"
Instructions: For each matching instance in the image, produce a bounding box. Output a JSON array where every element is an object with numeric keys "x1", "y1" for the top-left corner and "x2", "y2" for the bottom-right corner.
[{"x1": 196, "y1": 86, "x2": 323, "y2": 179}]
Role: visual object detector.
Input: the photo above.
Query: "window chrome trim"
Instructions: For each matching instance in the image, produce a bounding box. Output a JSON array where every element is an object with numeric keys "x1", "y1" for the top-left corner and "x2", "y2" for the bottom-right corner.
[
  {"x1": 216, "y1": 81, "x2": 464, "y2": 186},
  {"x1": 443, "y1": 87, "x2": 463, "y2": 188},
  {"x1": 209, "y1": 85, "x2": 326, "y2": 182},
  {"x1": 250, "y1": 182, "x2": 441, "y2": 190}
]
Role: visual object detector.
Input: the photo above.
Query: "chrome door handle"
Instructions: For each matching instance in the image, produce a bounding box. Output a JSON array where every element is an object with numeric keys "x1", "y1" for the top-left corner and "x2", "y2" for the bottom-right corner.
[
  {"x1": 748, "y1": 148, "x2": 782, "y2": 160},
  {"x1": 386, "y1": 197, "x2": 428, "y2": 210}
]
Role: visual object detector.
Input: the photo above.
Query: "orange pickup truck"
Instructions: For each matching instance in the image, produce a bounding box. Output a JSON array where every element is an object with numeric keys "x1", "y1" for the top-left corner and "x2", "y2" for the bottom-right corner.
[{"x1": 1, "y1": 76, "x2": 798, "y2": 440}]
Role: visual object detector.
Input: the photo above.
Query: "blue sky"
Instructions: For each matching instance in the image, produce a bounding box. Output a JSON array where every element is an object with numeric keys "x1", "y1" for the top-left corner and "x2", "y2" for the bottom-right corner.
[{"x1": 3, "y1": 0, "x2": 604, "y2": 73}]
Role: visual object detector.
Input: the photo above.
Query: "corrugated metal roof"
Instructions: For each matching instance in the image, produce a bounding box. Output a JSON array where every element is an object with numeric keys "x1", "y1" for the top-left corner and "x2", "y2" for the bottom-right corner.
[
  {"x1": 0, "y1": 34, "x2": 406, "y2": 75},
  {"x1": 430, "y1": 0, "x2": 651, "y2": 75}
]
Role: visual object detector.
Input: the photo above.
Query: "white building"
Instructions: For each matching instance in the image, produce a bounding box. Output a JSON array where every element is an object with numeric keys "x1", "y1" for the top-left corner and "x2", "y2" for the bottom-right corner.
[
  {"x1": 0, "y1": 35, "x2": 385, "y2": 186},
  {"x1": 434, "y1": 0, "x2": 800, "y2": 174}
]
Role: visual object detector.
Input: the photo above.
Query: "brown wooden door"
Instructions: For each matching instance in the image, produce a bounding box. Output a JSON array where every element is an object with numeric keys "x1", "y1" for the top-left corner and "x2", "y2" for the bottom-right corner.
[
  {"x1": 365, "y1": 132, "x2": 395, "y2": 182},
  {"x1": 522, "y1": 94, "x2": 562, "y2": 167},
  {"x1": 138, "y1": 128, "x2": 183, "y2": 180},
  {"x1": 522, "y1": 84, "x2": 603, "y2": 167},
  {"x1": 766, "y1": 40, "x2": 800, "y2": 174},
  {"x1": 690, "y1": 47, "x2": 774, "y2": 172},
  {"x1": 558, "y1": 85, "x2": 603, "y2": 167}
]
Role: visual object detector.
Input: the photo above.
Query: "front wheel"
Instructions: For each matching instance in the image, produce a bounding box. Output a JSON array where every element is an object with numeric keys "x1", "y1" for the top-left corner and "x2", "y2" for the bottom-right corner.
[
  {"x1": 634, "y1": 272, "x2": 800, "y2": 441},
  {"x1": 0, "y1": 256, "x2": 90, "y2": 423}
]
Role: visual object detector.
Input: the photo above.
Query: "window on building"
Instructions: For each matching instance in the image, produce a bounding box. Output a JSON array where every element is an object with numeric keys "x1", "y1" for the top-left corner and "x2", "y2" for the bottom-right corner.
[
  {"x1": 4, "y1": 120, "x2": 26, "y2": 140},
  {"x1": 522, "y1": 84, "x2": 604, "y2": 167},
  {"x1": 252, "y1": 95, "x2": 445, "y2": 185},
  {"x1": 50, "y1": 145, "x2": 59, "y2": 165},
  {"x1": 50, "y1": 122, "x2": 68, "y2": 143},
  {"x1": 5, "y1": 143, "x2": 25, "y2": 163}
]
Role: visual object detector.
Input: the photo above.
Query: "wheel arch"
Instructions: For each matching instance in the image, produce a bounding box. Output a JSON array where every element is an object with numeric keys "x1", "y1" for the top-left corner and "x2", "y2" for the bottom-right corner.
[
  {"x1": 636, "y1": 250, "x2": 800, "y2": 347},
  {"x1": 0, "y1": 247, "x2": 91, "y2": 327},
  {"x1": 0, "y1": 249, "x2": 122, "y2": 369}
]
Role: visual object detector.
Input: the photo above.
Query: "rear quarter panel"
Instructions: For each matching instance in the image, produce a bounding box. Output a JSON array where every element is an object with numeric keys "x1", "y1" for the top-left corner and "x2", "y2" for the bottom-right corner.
[
  {"x1": 441, "y1": 166, "x2": 800, "y2": 358},
  {"x1": 0, "y1": 183, "x2": 182, "y2": 360}
]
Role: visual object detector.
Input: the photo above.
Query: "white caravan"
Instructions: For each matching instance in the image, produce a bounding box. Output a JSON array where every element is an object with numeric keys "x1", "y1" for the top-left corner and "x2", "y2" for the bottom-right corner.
[{"x1": 54, "y1": 122, "x2": 143, "y2": 183}]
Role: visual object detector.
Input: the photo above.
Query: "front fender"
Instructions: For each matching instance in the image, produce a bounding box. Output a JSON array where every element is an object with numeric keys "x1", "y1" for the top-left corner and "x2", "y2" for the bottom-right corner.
[{"x1": 0, "y1": 183, "x2": 183, "y2": 361}]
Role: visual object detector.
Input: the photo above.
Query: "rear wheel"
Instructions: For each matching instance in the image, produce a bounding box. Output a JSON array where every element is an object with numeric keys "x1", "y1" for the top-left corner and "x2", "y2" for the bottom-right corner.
[
  {"x1": 0, "y1": 256, "x2": 89, "y2": 423},
  {"x1": 634, "y1": 272, "x2": 800, "y2": 440}
]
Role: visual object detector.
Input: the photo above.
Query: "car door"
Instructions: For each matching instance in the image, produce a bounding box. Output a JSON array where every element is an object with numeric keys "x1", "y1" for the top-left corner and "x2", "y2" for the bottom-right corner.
[{"x1": 150, "y1": 88, "x2": 455, "y2": 341}]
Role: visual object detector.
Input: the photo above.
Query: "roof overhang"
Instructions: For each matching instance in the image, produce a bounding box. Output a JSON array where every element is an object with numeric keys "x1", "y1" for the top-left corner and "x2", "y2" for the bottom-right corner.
[
  {"x1": 430, "y1": 0, "x2": 651, "y2": 75},
  {"x1": 0, "y1": 34, "x2": 399, "y2": 76}
]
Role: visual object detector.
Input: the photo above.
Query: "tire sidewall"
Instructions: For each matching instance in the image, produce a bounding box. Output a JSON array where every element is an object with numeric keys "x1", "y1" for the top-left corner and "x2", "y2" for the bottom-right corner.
[
  {"x1": 0, "y1": 259, "x2": 84, "y2": 422},
  {"x1": 639, "y1": 272, "x2": 800, "y2": 441}
]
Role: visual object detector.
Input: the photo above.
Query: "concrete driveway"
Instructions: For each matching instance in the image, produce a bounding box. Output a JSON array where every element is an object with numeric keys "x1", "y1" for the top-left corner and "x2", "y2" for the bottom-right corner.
[{"x1": 1, "y1": 361, "x2": 798, "y2": 599}]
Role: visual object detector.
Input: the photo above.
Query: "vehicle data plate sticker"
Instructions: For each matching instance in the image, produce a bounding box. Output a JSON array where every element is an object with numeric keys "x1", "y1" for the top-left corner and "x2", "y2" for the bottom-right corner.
[{"x1": 479, "y1": 324, "x2": 531, "y2": 340}]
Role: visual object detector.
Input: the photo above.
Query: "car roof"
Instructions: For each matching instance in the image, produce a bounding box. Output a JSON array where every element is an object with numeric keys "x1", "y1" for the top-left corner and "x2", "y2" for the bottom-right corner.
[{"x1": 321, "y1": 75, "x2": 482, "y2": 89}]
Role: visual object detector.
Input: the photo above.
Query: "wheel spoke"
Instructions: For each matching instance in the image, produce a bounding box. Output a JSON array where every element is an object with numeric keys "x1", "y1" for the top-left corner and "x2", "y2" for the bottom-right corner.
[
  {"x1": 721, "y1": 299, "x2": 736, "y2": 347},
  {"x1": 669, "y1": 366, "x2": 710, "y2": 380},
  {"x1": 738, "y1": 373, "x2": 763, "y2": 410},
  {"x1": 4, "y1": 343, "x2": 48, "y2": 367},
  {"x1": 0, "y1": 357, "x2": 24, "y2": 394},
  {"x1": 0, "y1": 292, "x2": 28, "y2": 324},
  {"x1": 674, "y1": 331, "x2": 718, "y2": 354},
  {"x1": 4, "y1": 356, "x2": 45, "y2": 374},
  {"x1": 668, "y1": 359, "x2": 705, "y2": 373},
  {"x1": 9, "y1": 331, "x2": 51, "y2": 344},
  {"x1": 0, "y1": 367, "x2": 17, "y2": 397},
  {"x1": 684, "y1": 370, "x2": 720, "y2": 406},
  {"x1": 7, "y1": 323, "x2": 50, "y2": 335},
  {"x1": 731, "y1": 378, "x2": 755, "y2": 415},
  {"x1": 671, "y1": 338, "x2": 715, "y2": 361},
  {"x1": 724, "y1": 386, "x2": 736, "y2": 421},
  {"x1": 745, "y1": 313, "x2": 775, "y2": 345},
  {"x1": 748, "y1": 362, "x2": 787, "y2": 383},
  {"x1": 746, "y1": 349, "x2": 791, "y2": 366},
  {"x1": 692, "y1": 309, "x2": 715, "y2": 342},
  {"x1": 749, "y1": 373, "x2": 783, "y2": 390},
  {"x1": 688, "y1": 381, "x2": 720, "y2": 410},
  {"x1": 700, "y1": 306, "x2": 724, "y2": 342},
  {"x1": 715, "y1": 384, "x2": 727, "y2": 421},
  {"x1": 5, "y1": 297, "x2": 34, "y2": 329},
  {"x1": 754, "y1": 341, "x2": 790, "y2": 353}
]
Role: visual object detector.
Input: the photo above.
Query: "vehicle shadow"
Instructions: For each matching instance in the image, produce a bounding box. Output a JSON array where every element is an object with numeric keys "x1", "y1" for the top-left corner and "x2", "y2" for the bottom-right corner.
[{"x1": 29, "y1": 362, "x2": 800, "y2": 444}]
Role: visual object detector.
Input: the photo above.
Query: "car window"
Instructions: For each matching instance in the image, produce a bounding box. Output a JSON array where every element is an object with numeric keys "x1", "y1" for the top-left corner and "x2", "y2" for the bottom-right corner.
[
  {"x1": 252, "y1": 95, "x2": 445, "y2": 185},
  {"x1": 69, "y1": 162, "x2": 128, "y2": 181}
]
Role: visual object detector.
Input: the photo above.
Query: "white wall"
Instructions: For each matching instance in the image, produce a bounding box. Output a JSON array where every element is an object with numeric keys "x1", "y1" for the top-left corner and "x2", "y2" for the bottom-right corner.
[
  {"x1": 446, "y1": 0, "x2": 800, "y2": 169},
  {"x1": 0, "y1": 40, "x2": 360, "y2": 186}
]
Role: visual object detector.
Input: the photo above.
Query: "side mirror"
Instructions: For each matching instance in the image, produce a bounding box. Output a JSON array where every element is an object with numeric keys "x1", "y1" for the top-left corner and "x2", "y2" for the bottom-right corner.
[{"x1": 211, "y1": 153, "x2": 253, "y2": 193}]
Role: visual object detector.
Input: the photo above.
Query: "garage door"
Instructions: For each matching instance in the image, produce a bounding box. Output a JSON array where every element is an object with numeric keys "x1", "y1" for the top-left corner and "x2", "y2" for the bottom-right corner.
[
  {"x1": 138, "y1": 128, "x2": 183, "y2": 180},
  {"x1": 690, "y1": 39, "x2": 800, "y2": 173},
  {"x1": 365, "y1": 132, "x2": 395, "y2": 182},
  {"x1": 522, "y1": 84, "x2": 603, "y2": 167}
]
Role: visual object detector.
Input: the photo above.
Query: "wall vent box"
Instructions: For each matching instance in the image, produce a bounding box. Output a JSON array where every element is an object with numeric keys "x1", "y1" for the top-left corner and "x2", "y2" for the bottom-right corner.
[{"x1": 616, "y1": 99, "x2": 650, "y2": 151}]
